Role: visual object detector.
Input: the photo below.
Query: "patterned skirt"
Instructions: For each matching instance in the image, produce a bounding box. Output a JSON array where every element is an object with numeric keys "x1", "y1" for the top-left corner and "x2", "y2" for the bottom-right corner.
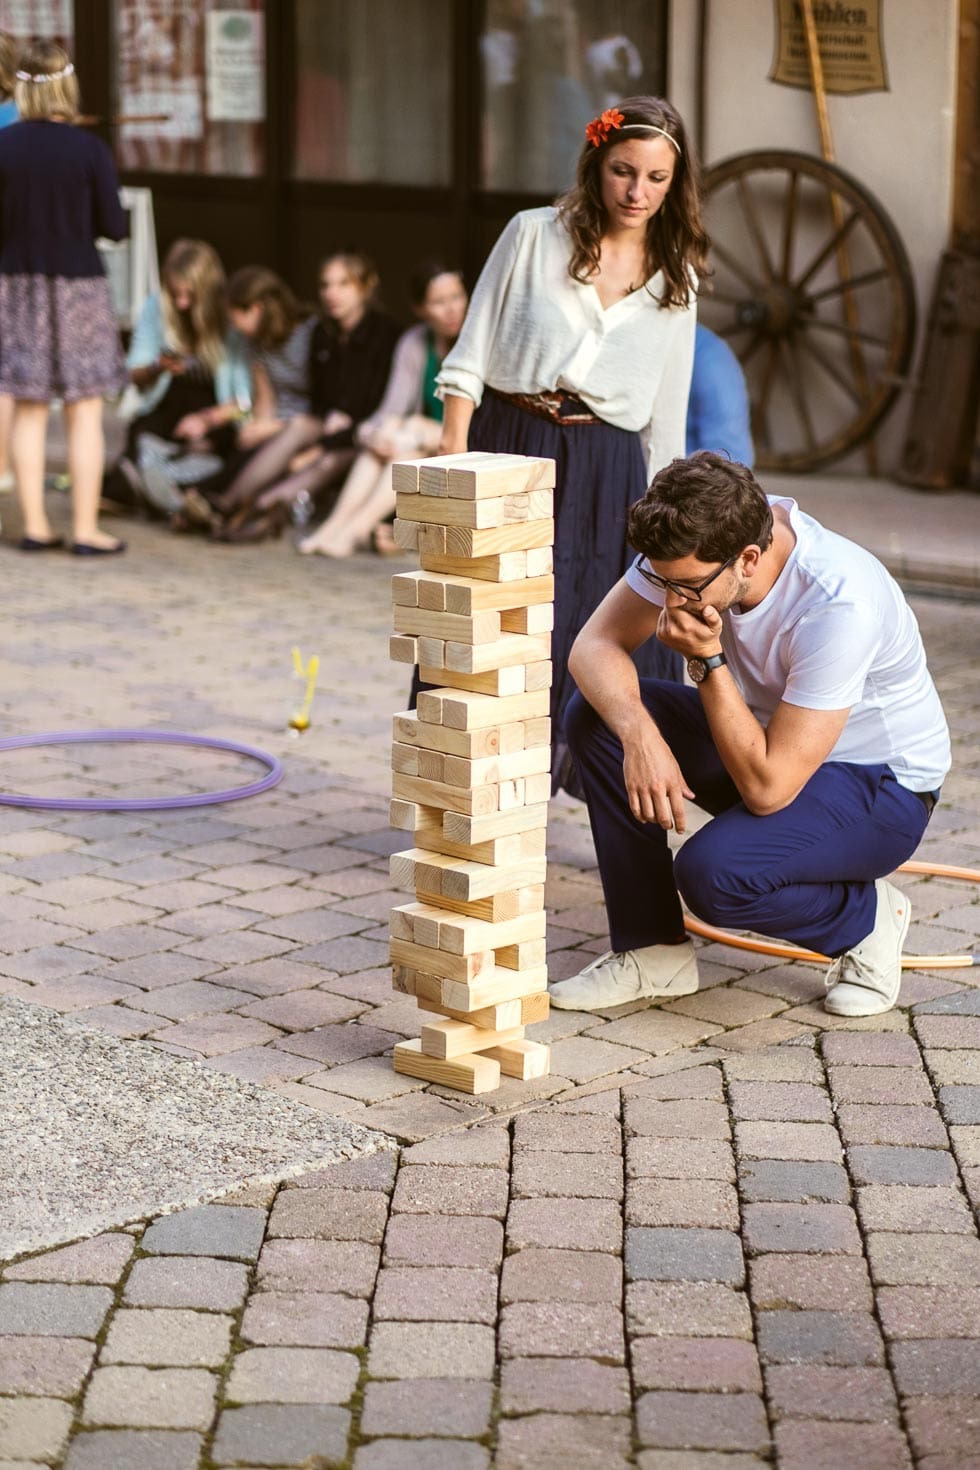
[{"x1": 0, "y1": 273, "x2": 127, "y2": 402}]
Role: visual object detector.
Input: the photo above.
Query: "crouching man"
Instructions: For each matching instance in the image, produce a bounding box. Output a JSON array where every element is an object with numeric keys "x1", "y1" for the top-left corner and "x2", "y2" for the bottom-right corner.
[{"x1": 551, "y1": 452, "x2": 950, "y2": 1018}]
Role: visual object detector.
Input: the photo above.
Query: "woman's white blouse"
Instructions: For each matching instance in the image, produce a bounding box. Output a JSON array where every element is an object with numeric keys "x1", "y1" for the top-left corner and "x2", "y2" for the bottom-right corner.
[{"x1": 437, "y1": 206, "x2": 697, "y2": 474}]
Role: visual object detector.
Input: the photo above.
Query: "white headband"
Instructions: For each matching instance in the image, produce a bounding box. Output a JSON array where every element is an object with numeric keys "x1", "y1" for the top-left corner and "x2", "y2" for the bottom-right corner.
[
  {"x1": 16, "y1": 62, "x2": 74, "y2": 83},
  {"x1": 618, "y1": 123, "x2": 682, "y2": 156}
]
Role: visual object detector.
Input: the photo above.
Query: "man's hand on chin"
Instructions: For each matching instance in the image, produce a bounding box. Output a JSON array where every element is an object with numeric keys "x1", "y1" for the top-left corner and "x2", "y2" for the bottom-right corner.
[{"x1": 656, "y1": 603, "x2": 724, "y2": 660}]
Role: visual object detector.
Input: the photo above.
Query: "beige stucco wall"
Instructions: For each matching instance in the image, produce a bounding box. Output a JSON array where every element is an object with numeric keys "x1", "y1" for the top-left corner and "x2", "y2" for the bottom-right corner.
[{"x1": 668, "y1": 0, "x2": 960, "y2": 470}]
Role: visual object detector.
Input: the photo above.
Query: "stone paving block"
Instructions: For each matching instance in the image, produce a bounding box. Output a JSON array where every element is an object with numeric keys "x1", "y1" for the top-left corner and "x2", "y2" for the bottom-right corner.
[
  {"x1": 294, "y1": 1150, "x2": 399, "y2": 1191},
  {"x1": 904, "y1": 1395, "x2": 980, "y2": 1460},
  {"x1": 303, "y1": 1054, "x2": 426, "y2": 1101},
  {"x1": 225, "y1": 1345, "x2": 359, "y2": 1404},
  {"x1": 774, "y1": 1421, "x2": 911, "y2": 1469},
  {"x1": 240, "y1": 1291, "x2": 369, "y2": 1348},
  {"x1": 826, "y1": 1064, "x2": 934, "y2": 1104},
  {"x1": 756, "y1": 1309, "x2": 885, "y2": 1365},
  {"x1": 866, "y1": 1231, "x2": 980, "y2": 1285},
  {"x1": 511, "y1": 1150, "x2": 623, "y2": 1201},
  {"x1": 626, "y1": 1281, "x2": 753, "y2": 1339},
  {"x1": 267, "y1": 1186, "x2": 388, "y2": 1242},
  {"x1": 498, "y1": 1301, "x2": 625, "y2": 1360},
  {"x1": 847, "y1": 1145, "x2": 957, "y2": 1186},
  {"x1": 937, "y1": 1084, "x2": 980, "y2": 1123},
  {"x1": 626, "y1": 1228, "x2": 745, "y2": 1286},
  {"x1": 749, "y1": 1254, "x2": 874, "y2": 1311},
  {"x1": 352, "y1": 1439, "x2": 489, "y2": 1470},
  {"x1": 140, "y1": 1204, "x2": 266, "y2": 1260},
  {"x1": 500, "y1": 1248, "x2": 621, "y2": 1305},
  {"x1": 636, "y1": 1391, "x2": 769, "y2": 1451},
  {"x1": 0, "y1": 1335, "x2": 95, "y2": 1397},
  {"x1": 624, "y1": 1098, "x2": 730, "y2": 1139},
  {"x1": 545, "y1": 1033, "x2": 648, "y2": 1082},
  {"x1": 123, "y1": 1255, "x2": 250, "y2": 1310},
  {"x1": 277, "y1": 1022, "x2": 403, "y2": 1066},
  {"x1": 98, "y1": 952, "x2": 222, "y2": 989},
  {"x1": 288, "y1": 933, "x2": 390, "y2": 974},
  {"x1": 927, "y1": 1049, "x2": 980, "y2": 1084},
  {"x1": 127, "y1": 978, "x2": 253, "y2": 1019},
  {"x1": 585, "y1": 1010, "x2": 722, "y2": 1054},
  {"x1": 101, "y1": 1307, "x2": 233, "y2": 1366},
  {"x1": 835, "y1": 1103, "x2": 949, "y2": 1147},
  {"x1": 256, "y1": 1238, "x2": 380, "y2": 1296},
  {"x1": 914, "y1": 1015, "x2": 980, "y2": 1048},
  {"x1": 403, "y1": 1126, "x2": 509, "y2": 1167},
  {"x1": 147, "y1": 1012, "x2": 283, "y2": 1056},
  {"x1": 390, "y1": 1165, "x2": 509, "y2": 1217},
  {"x1": 765, "y1": 1363, "x2": 898, "y2": 1422},
  {"x1": 367, "y1": 1321, "x2": 496, "y2": 1379},
  {"x1": 728, "y1": 1081, "x2": 833, "y2": 1123},
  {"x1": 511, "y1": 1112, "x2": 620, "y2": 1153},
  {"x1": 722, "y1": 1047, "x2": 824, "y2": 1083},
  {"x1": 499, "y1": 1357, "x2": 631, "y2": 1415},
  {"x1": 209, "y1": 958, "x2": 331, "y2": 997},
  {"x1": 373, "y1": 1266, "x2": 498, "y2": 1323},
  {"x1": 633, "y1": 1336, "x2": 762, "y2": 1392},
  {"x1": 877, "y1": 1285, "x2": 980, "y2": 1338},
  {"x1": 0, "y1": 1283, "x2": 113, "y2": 1338},
  {"x1": 211, "y1": 1403, "x2": 350, "y2": 1466},
  {"x1": 82, "y1": 1365, "x2": 217, "y2": 1428},
  {"x1": 636, "y1": 1455, "x2": 769, "y2": 1470},
  {"x1": 856, "y1": 1183, "x2": 974, "y2": 1232},
  {"x1": 494, "y1": 1412, "x2": 633, "y2": 1469},
  {"x1": 890, "y1": 1338, "x2": 980, "y2": 1394},
  {"x1": 742, "y1": 1202, "x2": 862, "y2": 1255},
  {"x1": 360, "y1": 1378, "x2": 494, "y2": 1438},
  {"x1": 734, "y1": 1121, "x2": 842, "y2": 1161},
  {"x1": 626, "y1": 1137, "x2": 735, "y2": 1181},
  {"x1": 821, "y1": 1032, "x2": 922, "y2": 1065},
  {"x1": 739, "y1": 1160, "x2": 850, "y2": 1203},
  {"x1": 64, "y1": 1430, "x2": 203, "y2": 1470},
  {"x1": 384, "y1": 1214, "x2": 503, "y2": 1269},
  {"x1": 627, "y1": 1178, "x2": 739, "y2": 1229},
  {"x1": 237, "y1": 988, "x2": 365, "y2": 1030},
  {"x1": 507, "y1": 1198, "x2": 622, "y2": 1253},
  {"x1": 71, "y1": 924, "x2": 185, "y2": 960},
  {"x1": 713, "y1": 1017, "x2": 816, "y2": 1050},
  {"x1": 4, "y1": 1232, "x2": 134, "y2": 1283},
  {"x1": 951, "y1": 1124, "x2": 980, "y2": 1166},
  {"x1": 623, "y1": 1063, "x2": 725, "y2": 1100},
  {"x1": 0, "y1": 1398, "x2": 72, "y2": 1462},
  {"x1": 667, "y1": 985, "x2": 787, "y2": 1028}
]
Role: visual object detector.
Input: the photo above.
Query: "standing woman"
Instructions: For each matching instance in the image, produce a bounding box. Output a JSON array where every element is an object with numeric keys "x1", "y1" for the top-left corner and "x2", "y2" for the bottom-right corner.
[
  {"x1": 437, "y1": 96, "x2": 706, "y2": 791},
  {"x1": 0, "y1": 41, "x2": 129, "y2": 553}
]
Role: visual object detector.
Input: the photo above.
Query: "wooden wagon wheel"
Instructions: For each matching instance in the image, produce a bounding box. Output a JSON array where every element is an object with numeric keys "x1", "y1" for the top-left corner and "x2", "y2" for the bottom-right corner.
[{"x1": 700, "y1": 150, "x2": 917, "y2": 472}]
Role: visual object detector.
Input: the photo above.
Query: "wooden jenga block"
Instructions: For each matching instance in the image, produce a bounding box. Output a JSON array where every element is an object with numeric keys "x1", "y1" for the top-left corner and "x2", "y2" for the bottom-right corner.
[
  {"x1": 418, "y1": 663, "x2": 527, "y2": 698},
  {"x1": 392, "y1": 452, "x2": 477, "y2": 496},
  {"x1": 417, "y1": 687, "x2": 549, "y2": 730},
  {"x1": 436, "y1": 519, "x2": 555, "y2": 560},
  {"x1": 420, "y1": 1018, "x2": 526, "y2": 1059},
  {"x1": 389, "y1": 634, "x2": 419, "y2": 664},
  {"x1": 416, "y1": 637, "x2": 446, "y2": 668},
  {"x1": 421, "y1": 550, "x2": 535, "y2": 582},
  {"x1": 393, "y1": 1038, "x2": 500, "y2": 1094},
  {"x1": 390, "y1": 846, "x2": 547, "y2": 901},
  {"x1": 413, "y1": 975, "x2": 549, "y2": 1030},
  {"x1": 440, "y1": 746, "x2": 551, "y2": 789},
  {"x1": 392, "y1": 517, "x2": 420, "y2": 550},
  {"x1": 415, "y1": 749, "x2": 447, "y2": 781},
  {"x1": 391, "y1": 742, "x2": 420, "y2": 776},
  {"x1": 442, "y1": 573, "x2": 555, "y2": 615},
  {"x1": 442, "y1": 963, "x2": 549, "y2": 1013},
  {"x1": 413, "y1": 824, "x2": 547, "y2": 867},
  {"x1": 391, "y1": 570, "x2": 425, "y2": 605},
  {"x1": 391, "y1": 902, "x2": 545, "y2": 956},
  {"x1": 418, "y1": 579, "x2": 448, "y2": 611},
  {"x1": 395, "y1": 491, "x2": 552, "y2": 529},
  {"x1": 482, "y1": 1038, "x2": 551, "y2": 1080},
  {"x1": 417, "y1": 452, "x2": 486, "y2": 495},
  {"x1": 391, "y1": 771, "x2": 500, "y2": 817},
  {"x1": 445, "y1": 453, "x2": 556, "y2": 498},
  {"x1": 389, "y1": 936, "x2": 495, "y2": 984},
  {"x1": 524, "y1": 661, "x2": 554, "y2": 692},
  {"x1": 501, "y1": 604, "x2": 555, "y2": 635},
  {"x1": 391, "y1": 963, "x2": 417, "y2": 994},
  {"x1": 441, "y1": 803, "x2": 550, "y2": 844},
  {"x1": 501, "y1": 489, "x2": 554, "y2": 522},
  {"x1": 416, "y1": 884, "x2": 544, "y2": 923},
  {"x1": 526, "y1": 547, "x2": 554, "y2": 576},
  {"x1": 496, "y1": 938, "x2": 548, "y2": 970},
  {"x1": 443, "y1": 632, "x2": 551, "y2": 674},
  {"x1": 521, "y1": 772, "x2": 553, "y2": 805},
  {"x1": 393, "y1": 711, "x2": 542, "y2": 759},
  {"x1": 393, "y1": 606, "x2": 502, "y2": 644}
]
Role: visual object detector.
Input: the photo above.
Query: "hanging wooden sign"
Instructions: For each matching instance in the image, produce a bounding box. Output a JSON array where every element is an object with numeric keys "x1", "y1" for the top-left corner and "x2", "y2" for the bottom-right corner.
[{"x1": 770, "y1": 0, "x2": 889, "y2": 94}]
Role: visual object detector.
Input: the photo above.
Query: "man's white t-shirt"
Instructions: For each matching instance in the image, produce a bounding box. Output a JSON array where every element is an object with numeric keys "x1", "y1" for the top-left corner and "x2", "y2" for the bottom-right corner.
[{"x1": 625, "y1": 497, "x2": 951, "y2": 794}]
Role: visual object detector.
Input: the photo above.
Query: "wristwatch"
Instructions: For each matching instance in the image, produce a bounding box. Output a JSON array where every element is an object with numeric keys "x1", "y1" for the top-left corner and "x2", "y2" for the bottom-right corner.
[{"x1": 687, "y1": 652, "x2": 727, "y2": 684}]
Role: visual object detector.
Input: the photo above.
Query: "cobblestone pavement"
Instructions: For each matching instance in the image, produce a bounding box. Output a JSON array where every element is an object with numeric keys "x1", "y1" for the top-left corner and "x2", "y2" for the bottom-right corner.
[{"x1": 0, "y1": 503, "x2": 978, "y2": 1468}]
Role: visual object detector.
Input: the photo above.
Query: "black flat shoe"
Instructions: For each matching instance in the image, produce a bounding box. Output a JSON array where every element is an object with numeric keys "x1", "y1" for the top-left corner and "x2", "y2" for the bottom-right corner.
[
  {"x1": 70, "y1": 540, "x2": 126, "y2": 557},
  {"x1": 17, "y1": 535, "x2": 64, "y2": 551}
]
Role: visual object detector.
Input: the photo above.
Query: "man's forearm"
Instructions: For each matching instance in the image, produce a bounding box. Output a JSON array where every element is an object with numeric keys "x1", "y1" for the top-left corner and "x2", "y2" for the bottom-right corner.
[{"x1": 697, "y1": 670, "x2": 787, "y2": 814}]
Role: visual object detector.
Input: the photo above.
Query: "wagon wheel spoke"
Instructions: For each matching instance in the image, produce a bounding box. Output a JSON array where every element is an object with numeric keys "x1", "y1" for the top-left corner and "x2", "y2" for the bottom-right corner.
[
  {"x1": 793, "y1": 208, "x2": 862, "y2": 293},
  {"x1": 778, "y1": 337, "x2": 817, "y2": 452},
  {"x1": 805, "y1": 317, "x2": 891, "y2": 349},
  {"x1": 753, "y1": 340, "x2": 780, "y2": 450},
  {"x1": 710, "y1": 239, "x2": 767, "y2": 295},
  {"x1": 718, "y1": 321, "x2": 756, "y2": 339},
  {"x1": 796, "y1": 332, "x2": 864, "y2": 407},
  {"x1": 736, "y1": 330, "x2": 769, "y2": 370},
  {"x1": 736, "y1": 175, "x2": 775, "y2": 282},
  {"x1": 780, "y1": 169, "x2": 800, "y2": 281},
  {"x1": 806, "y1": 267, "x2": 891, "y2": 303}
]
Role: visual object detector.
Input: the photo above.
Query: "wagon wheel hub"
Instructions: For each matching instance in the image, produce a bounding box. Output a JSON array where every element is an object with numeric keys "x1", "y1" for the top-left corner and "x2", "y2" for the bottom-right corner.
[{"x1": 735, "y1": 285, "x2": 805, "y2": 338}]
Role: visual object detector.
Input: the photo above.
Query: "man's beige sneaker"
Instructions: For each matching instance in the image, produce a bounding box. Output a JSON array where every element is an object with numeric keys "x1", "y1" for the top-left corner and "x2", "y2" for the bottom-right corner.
[
  {"x1": 824, "y1": 878, "x2": 910, "y2": 1017},
  {"x1": 549, "y1": 940, "x2": 699, "y2": 1012}
]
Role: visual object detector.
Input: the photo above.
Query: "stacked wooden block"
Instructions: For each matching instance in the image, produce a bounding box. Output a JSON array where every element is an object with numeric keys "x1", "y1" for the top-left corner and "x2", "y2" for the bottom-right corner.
[{"x1": 388, "y1": 450, "x2": 556, "y2": 1094}]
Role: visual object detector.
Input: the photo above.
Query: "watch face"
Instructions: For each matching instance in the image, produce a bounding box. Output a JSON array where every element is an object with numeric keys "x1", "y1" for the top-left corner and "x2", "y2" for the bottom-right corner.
[{"x1": 687, "y1": 658, "x2": 706, "y2": 684}]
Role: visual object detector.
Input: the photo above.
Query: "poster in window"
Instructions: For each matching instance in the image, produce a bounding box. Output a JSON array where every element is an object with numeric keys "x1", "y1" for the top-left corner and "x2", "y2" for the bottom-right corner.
[
  {"x1": 770, "y1": 0, "x2": 888, "y2": 95},
  {"x1": 206, "y1": 10, "x2": 264, "y2": 121}
]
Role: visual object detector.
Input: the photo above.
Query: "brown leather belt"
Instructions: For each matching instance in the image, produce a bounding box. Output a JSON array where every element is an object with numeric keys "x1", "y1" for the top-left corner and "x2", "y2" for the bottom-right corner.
[{"x1": 490, "y1": 387, "x2": 601, "y2": 426}]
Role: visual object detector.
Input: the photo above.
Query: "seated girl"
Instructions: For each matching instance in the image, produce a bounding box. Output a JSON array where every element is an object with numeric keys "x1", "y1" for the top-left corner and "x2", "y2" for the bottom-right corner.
[
  {"x1": 210, "y1": 251, "x2": 400, "y2": 541},
  {"x1": 299, "y1": 261, "x2": 468, "y2": 558},
  {"x1": 104, "y1": 238, "x2": 250, "y2": 515}
]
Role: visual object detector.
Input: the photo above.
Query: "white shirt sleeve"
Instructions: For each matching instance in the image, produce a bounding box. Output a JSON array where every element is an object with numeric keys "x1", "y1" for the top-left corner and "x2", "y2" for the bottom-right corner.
[
  {"x1": 436, "y1": 212, "x2": 528, "y2": 409},
  {"x1": 781, "y1": 601, "x2": 881, "y2": 711},
  {"x1": 640, "y1": 289, "x2": 697, "y2": 476}
]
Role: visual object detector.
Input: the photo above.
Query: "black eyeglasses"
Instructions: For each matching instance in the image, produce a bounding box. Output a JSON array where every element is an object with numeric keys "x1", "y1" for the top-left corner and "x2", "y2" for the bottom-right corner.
[{"x1": 633, "y1": 553, "x2": 738, "y2": 602}]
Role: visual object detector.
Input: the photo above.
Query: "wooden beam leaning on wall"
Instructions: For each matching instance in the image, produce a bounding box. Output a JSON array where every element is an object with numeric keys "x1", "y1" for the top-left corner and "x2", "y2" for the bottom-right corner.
[{"x1": 388, "y1": 451, "x2": 556, "y2": 1094}]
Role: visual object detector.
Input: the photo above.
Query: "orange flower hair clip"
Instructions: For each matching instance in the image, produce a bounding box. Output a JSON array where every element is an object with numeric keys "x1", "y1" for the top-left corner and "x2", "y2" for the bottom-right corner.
[{"x1": 585, "y1": 108, "x2": 625, "y2": 148}]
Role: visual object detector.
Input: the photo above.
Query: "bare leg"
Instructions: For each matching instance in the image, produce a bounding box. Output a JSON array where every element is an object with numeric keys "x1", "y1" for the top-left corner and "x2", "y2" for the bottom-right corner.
[
  {"x1": 65, "y1": 396, "x2": 119, "y2": 549},
  {"x1": 0, "y1": 393, "x2": 15, "y2": 482},
  {"x1": 253, "y1": 446, "x2": 354, "y2": 512},
  {"x1": 299, "y1": 451, "x2": 392, "y2": 557},
  {"x1": 214, "y1": 415, "x2": 322, "y2": 516},
  {"x1": 12, "y1": 399, "x2": 51, "y2": 540}
]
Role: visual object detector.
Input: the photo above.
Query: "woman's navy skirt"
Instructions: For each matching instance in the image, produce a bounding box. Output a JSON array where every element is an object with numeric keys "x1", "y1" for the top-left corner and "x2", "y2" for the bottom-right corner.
[{"x1": 468, "y1": 390, "x2": 682, "y2": 795}]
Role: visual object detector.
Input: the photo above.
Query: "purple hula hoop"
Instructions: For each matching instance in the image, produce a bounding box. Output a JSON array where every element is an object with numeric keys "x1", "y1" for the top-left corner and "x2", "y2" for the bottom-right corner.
[{"x1": 0, "y1": 730, "x2": 284, "y2": 812}]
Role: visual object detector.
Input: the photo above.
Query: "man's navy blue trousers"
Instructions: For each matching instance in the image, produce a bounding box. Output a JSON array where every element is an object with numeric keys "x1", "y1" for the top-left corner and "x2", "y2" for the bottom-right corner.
[{"x1": 564, "y1": 681, "x2": 932, "y2": 957}]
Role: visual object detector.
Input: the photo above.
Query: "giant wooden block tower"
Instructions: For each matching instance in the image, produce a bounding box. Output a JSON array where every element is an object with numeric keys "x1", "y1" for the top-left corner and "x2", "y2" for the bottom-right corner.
[{"x1": 388, "y1": 450, "x2": 556, "y2": 1094}]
